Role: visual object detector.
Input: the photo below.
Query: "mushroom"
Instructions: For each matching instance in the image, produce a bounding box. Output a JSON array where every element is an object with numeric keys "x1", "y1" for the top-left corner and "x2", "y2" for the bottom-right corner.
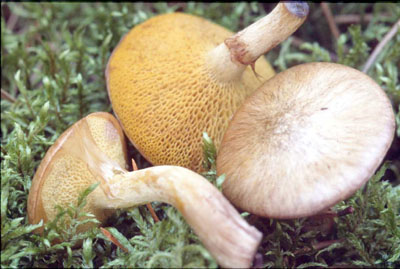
[
  {"x1": 28, "y1": 112, "x2": 262, "y2": 268},
  {"x1": 106, "y1": 2, "x2": 309, "y2": 173},
  {"x1": 216, "y1": 62, "x2": 396, "y2": 219}
]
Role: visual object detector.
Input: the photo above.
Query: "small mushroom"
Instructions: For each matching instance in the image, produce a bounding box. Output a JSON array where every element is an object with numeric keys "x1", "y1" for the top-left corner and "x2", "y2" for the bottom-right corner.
[
  {"x1": 106, "y1": 2, "x2": 309, "y2": 173},
  {"x1": 28, "y1": 112, "x2": 262, "y2": 268},
  {"x1": 216, "y1": 62, "x2": 396, "y2": 219}
]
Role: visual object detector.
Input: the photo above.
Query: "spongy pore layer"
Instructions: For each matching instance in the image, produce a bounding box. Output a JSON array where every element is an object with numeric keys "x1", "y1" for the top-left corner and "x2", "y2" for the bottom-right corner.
[
  {"x1": 106, "y1": 12, "x2": 275, "y2": 172},
  {"x1": 28, "y1": 113, "x2": 127, "y2": 232}
]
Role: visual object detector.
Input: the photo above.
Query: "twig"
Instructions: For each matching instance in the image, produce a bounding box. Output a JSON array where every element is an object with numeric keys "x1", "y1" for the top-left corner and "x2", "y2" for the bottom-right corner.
[
  {"x1": 1, "y1": 88, "x2": 17, "y2": 103},
  {"x1": 302, "y1": 206, "x2": 355, "y2": 234},
  {"x1": 362, "y1": 19, "x2": 400, "y2": 73},
  {"x1": 336, "y1": 206, "x2": 355, "y2": 217},
  {"x1": 100, "y1": 227, "x2": 129, "y2": 252},
  {"x1": 313, "y1": 206, "x2": 354, "y2": 219},
  {"x1": 312, "y1": 238, "x2": 344, "y2": 250},
  {"x1": 330, "y1": 263, "x2": 358, "y2": 268},
  {"x1": 6, "y1": 11, "x2": 19, "y2": 31},
  {"x1": 294, "y1": 239, "x2": 344, "y2": 255},
  {"x1": 145, "y1": 203, "x2": 160, "y2": 223},
  {"x1": 131, "y1": 158, "x2": 160, "y2": 223},
  {"x1": 334, "y1": 13, "x2": 375, "y2": 24},
  {"x1": 291, "y1": 36, "x2": 305, "y2": 47},
  {"x1": 321, "y1": 3, "x2": 341, "y2": 40}
]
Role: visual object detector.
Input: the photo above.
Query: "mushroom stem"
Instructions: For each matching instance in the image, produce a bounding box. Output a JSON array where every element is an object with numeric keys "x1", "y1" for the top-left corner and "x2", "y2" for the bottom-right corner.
[
  {"x1": 63, "y1": 119, "x2": 262, "y2": 268},
  {"x1": 94, "y1": 166, "x2": 262, "y2": 268},
  {"x1": 132, "y1": 158, "x2": 160, "y2": 222},
  {"x1": 207, "y1": 2, "x2": 309, "y2": 82}
]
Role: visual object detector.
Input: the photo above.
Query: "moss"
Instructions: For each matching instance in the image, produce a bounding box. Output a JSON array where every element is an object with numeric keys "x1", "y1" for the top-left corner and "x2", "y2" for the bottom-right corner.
[{"x1": 1, "y1": 2, "x2": 399, "y2": 268}]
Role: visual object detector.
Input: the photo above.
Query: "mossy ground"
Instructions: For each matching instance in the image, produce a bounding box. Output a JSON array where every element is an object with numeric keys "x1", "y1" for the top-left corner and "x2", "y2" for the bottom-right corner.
[{"x1": 1, "y1": 2, "x2": 399, "y2": 268}]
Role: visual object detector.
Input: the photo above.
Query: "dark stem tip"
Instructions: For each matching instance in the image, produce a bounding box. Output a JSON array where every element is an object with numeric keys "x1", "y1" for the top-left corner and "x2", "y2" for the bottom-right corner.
[{"x1": 284, "y1": 2, "x2": 310, "y2": 18}]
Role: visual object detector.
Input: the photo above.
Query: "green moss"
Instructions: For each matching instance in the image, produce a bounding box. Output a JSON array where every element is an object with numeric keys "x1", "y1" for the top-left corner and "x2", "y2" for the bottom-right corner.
[{"x1": 1, "y1": 2, "x2": 399, "y2": 268}]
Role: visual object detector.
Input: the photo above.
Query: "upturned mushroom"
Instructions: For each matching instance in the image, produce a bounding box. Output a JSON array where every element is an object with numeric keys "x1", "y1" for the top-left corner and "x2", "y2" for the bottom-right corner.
[
  {"x1": 28, "y1": 112, "x2": 262, "y2": 268},
  {"x1": 106, "y1": 2, "x2": 309, "y2": 172},
  {"x1": 216, "y1": 62, "x2": 396, "y2": 219}
]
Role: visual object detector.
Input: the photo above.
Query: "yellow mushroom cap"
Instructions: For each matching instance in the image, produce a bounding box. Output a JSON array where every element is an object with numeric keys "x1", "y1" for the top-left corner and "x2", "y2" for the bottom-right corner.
[
  {"x1": 106, "y1": 12, "x2": 275, "y2": 172},
  {"x1": 27, "y1": 112, "x2": 128, "y2": 232},
  {"x1": 217, "y1": 62, "x2": 396, "y2": 219}
]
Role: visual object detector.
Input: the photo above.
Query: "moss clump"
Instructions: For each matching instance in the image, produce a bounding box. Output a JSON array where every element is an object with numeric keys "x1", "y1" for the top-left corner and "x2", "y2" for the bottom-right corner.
[{"x1": 1, "y1": 2, "x2": 399, "y2": 268}]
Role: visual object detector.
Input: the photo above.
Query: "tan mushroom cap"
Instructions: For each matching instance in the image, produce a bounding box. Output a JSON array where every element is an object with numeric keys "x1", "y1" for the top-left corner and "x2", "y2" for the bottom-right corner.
[
  {"x1": 106, "y1": 13, "x2": 276, "y2": 173},
  {"x1": 217, "y1": 62, "x2": 396, "y2": 219},
  {"x1": 27, "y1": 112, "x2": 128, "y2": 232}
]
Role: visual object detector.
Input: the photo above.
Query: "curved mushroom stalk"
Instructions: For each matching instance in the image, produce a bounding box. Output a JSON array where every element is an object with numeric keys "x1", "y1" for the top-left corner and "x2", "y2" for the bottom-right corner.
[
  {"x1": 95, "y1": 166, "x2": 262, "y2": 269},
  {"x1": 28, "y1": 112, "x2": 262, "y2": 269}
]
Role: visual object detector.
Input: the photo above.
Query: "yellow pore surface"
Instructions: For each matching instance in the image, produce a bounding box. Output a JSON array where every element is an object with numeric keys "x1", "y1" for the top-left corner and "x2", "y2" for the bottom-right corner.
[
  {"x1": 34, "y1": 113, "x2": 127, "y2": 232},
  {"x1": 107, "y1": 12, "x2": 275, "y2": 172}
]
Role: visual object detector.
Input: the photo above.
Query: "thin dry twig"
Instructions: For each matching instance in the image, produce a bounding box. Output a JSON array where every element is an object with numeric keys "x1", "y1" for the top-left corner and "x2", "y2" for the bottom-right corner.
[
  {"x1": 294, "y1": 239, "x2": 345, "y2": 255},
  {"x1": 100, "y1": 227, "x2": 129, "y2": 252},
  {"x1": 291, "y1": 36, "x2": 305, "y2": 47},
  {"x1": 312, "y1": 206, "x2": 355, "y2": 219},
  {"x1": 313, "y1": 239, "x2": 344, "y2": 250},
  {"x1": 334, "y1": 13, "x2": 376, "y2": 24},
  {"x1": 145, "y1": 201, "x2": 160, "y2": 223},
  {"x1": 362, "y1": 19, "x2": 400, "y2": 73},
  {"x1": 321, "y1": 3, "x2": 341, "y2": 40},
  {"x1": 329, "y1": 263, "x2": 358, "y2": 268},
  {"x1": 302, "y1": 206, "x2": 355, "y2": 234},
  {"x1": 6, "y1": 10, "x2": 19, "y2": 31},
  {"x1": 1, "y1": 88, "x2": 17, "y2": 103}
]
